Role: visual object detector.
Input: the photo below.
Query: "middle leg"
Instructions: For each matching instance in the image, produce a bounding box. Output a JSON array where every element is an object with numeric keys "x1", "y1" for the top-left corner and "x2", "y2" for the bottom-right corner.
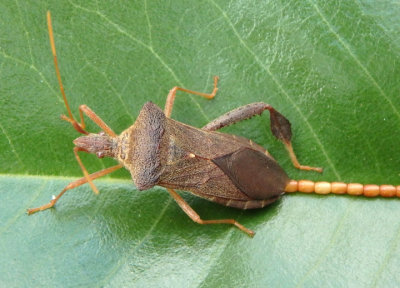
[
  {"x1": 167, "y1": 188, "x2": 255, "y2": 237},
  {"x1": 164, "y1": 76, "x2": 219, "y2": 118}
]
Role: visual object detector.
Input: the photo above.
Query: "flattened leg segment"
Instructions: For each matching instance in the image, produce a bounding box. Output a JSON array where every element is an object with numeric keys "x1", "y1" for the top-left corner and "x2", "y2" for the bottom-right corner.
[
  {"x1": 202, "y1": 102, "x2": 322, "y2": 173},
  {"x1": 202, "y1": 102, "x2": 274, "y2": 132}
]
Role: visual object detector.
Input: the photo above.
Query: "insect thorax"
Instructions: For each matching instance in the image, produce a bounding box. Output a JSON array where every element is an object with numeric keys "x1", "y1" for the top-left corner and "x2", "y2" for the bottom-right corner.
[{"x1": 116, "y1": 102, "x2": 166, "y2": 190}]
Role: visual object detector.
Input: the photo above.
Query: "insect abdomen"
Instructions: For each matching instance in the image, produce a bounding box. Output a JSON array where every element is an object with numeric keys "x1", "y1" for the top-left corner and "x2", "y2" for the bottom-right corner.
[{"x1": 193, "y1": 191, "x2": 282, "y2": 209}]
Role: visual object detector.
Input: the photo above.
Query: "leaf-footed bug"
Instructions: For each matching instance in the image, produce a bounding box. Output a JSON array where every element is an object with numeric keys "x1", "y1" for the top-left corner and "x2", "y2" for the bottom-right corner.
[{"x1": 28, "y1": 11, "x2": 400, "y2": 237}]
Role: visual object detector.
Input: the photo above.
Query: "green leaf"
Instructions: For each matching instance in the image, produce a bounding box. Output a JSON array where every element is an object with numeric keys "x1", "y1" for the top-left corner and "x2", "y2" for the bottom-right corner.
[{"x1": 1, "y1": 1, "x2": 400, "y2": 287}]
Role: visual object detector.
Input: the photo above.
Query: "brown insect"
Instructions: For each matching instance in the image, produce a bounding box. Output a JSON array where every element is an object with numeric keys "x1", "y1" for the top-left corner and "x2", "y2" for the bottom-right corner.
[{"x1": 28, "y1": 12, "x2": 400, "y2": 237}]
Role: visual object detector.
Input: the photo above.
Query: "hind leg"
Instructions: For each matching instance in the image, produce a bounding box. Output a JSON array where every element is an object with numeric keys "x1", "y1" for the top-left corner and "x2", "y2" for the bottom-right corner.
[{"x1": 202, "y1": 102, "x2": 322, "y2": 173}]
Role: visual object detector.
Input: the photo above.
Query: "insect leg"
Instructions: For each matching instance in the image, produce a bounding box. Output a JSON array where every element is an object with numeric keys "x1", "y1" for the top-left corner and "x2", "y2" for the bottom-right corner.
[
  {"x1": 59, "y1": 104, "x2": 117, "y2": 137},
  {"x1": 167, "y1": 188, "x2": 255, "y2": 237},
  {"x1": 164, "y1": 76, "x2": 219, "y2": 118},
  {"x1": 27, "y1": 164, "x2": 123, "y2": 215},
  {"x1": 202, "y1": 102, "x2": 323, "y2": 173},
  {"x1": 74, "y1": 146, "x2": 100, "y2": 195}
]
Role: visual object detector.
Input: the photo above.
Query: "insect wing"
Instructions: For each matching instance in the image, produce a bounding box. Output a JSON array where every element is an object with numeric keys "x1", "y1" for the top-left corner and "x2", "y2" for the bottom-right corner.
[{"x1": 212, "y1": 148, "x2": 289, "y2": 200}]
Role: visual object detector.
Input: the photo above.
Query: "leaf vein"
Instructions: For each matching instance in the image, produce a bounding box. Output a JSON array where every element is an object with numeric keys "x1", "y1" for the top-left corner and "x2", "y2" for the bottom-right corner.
[
  {"x1": 0, "y1": 122, "x2": 25, "y2": 169},
  {"x1": 296, "y1": 201, "x2": 354, "y2": 287},
  {"x1": 370, "y1": 221, "x2": 400, "y2": 287},
  {"x1": 68, "y1": 1, "x2": 210, "y2": 122},
  {"x1": 0, "y1": 179, "x2": 48, "y2": 236},
  {"x1": 98, "y1": 197, "x2": 173, "y2": 286},
  {"x1": 196, "y1": 229, "x2": 235, "y2": 287},
  {"x1": 144, "y1": 0, "x2": 153, "y2": 47},
  {"x1": 207, "y1": 0, "x2": 339, "y2": 179},
  {"x1": 14, "y1": 0, "x2": 34, "y2": 65},
  {"x1": 307, "y1": 0, "x2": 400, "y2": 122},
  {"x1": 76, "y1": 44, "x2": 135, "y2": 123}
]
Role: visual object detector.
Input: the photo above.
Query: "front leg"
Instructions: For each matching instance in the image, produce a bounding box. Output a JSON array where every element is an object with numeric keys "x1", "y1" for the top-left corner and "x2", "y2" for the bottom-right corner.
[
  {"x1": 27, "y1": 164, "x2": 123, "y2": 215},
  {"x1": 59, "y1": 104, "x2": 117, "y2": 137},
  {"x1": 202, "y1": 102, "x2": 322, "y2": 173}
]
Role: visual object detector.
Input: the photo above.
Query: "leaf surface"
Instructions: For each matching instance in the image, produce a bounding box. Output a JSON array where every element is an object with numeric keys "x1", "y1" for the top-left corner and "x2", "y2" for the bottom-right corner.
[{"x1": 1, "y1": 1, "x2": 400, "y2": 287}]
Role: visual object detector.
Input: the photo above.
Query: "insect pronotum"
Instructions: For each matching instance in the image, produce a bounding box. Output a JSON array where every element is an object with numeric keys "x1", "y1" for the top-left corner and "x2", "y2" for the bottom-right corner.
[{"x1": 28, "y1": 11, "x2": 400, "y2": 237}]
